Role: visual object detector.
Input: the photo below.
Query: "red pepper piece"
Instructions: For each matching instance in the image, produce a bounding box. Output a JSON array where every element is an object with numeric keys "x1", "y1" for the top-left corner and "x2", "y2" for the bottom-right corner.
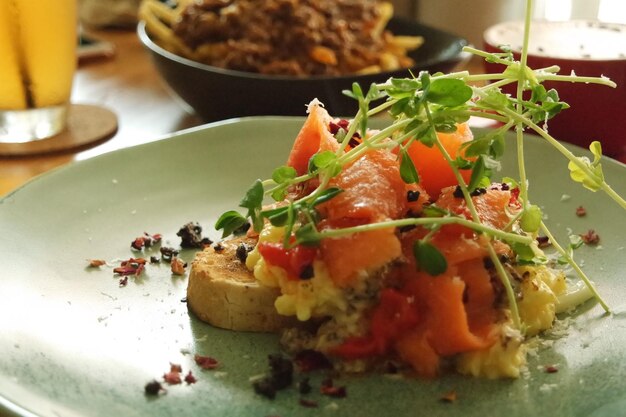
[{"x1": 257, "y1": 242, "x2": 318, "y2": 280}]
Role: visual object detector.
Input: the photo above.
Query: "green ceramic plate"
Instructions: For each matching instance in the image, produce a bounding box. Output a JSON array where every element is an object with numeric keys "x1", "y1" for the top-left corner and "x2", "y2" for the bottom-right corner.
[{"x1": 1, "y1": 118, "x2": 625, "y2": 417}]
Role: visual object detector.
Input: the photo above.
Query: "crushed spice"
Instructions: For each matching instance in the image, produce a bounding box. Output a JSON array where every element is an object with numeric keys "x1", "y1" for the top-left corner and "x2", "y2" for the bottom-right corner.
[
  {"x1": 144, "y1": 380, "x2": 165, "y2": 396},
  {"x1": 406, "y1": 190, "x2": 421, "y2": 202},
  {"x1": 298, "y1": 377, "x2": 312, "y2": 395},
  {"x1": 88, "y1": 259, "x2": 106, "y2": 267},
  {"x1": 293, "y1": 350, "x2": 332, "y2": 373},
  {"x1": 440, "y1": 390, "x2": 457, "y2": 403},
  {"x1": 320, "y1": 378, "x2": 347, "y2": 398},
  {"x1": 160, "y1": 247, "x2": 179, "y2": 261},
  {"x1": 236, "y1": 242, "x2": 253, "y2": 264},
  {"x1": 177, "y1": 222, "x2": 213, "y2": 249},
  {"x1": 171, "y1": 257, "x2": 187, "y2": 275},
  {"x1": 253, "y1": 378, "x2": 277, "y2": 399},
  {"x1": 253, "y1": 354, "x2": 294, "y2": 399},
  {"x1": 576, "y1": 206, "x2": 587, "y2": 217}
]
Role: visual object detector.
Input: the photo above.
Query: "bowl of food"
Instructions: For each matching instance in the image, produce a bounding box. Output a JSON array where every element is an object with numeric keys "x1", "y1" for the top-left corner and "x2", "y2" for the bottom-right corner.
[
  {"x1": 483, "y1": 20, "x2": 626, "y2": 160},
  {"x1": 137, "y1": 0, "x2": 469, "y2": 122}
]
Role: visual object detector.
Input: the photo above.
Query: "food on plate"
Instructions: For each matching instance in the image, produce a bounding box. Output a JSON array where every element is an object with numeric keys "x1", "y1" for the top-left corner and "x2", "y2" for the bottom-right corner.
[
  {"x1": 193, "y1": 101, "x2": 561, "y2": 378},
  {"x1": 187, "y1": 0, "x2": 624, "y2": 380},
  {"x1": 139, "y1": 0, "x2": 423, "y2": 76}
]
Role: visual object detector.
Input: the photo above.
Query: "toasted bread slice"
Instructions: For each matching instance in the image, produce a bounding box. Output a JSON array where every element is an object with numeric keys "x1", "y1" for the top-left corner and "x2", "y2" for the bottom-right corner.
[{"x1": 187, "y1": 237, "x2": 292, "y2": 332}]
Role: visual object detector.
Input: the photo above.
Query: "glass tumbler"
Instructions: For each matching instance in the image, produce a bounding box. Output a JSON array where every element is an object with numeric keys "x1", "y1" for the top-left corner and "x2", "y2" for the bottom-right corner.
[{"x1": 0, "y1": 0, "x2": 77, "y2": 143}]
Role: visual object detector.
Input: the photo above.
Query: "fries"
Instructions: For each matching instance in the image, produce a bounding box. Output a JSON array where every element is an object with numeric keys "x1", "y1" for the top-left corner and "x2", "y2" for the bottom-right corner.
[{"x1": 139, "y1": 0, "x2": 424, "y2": 76}]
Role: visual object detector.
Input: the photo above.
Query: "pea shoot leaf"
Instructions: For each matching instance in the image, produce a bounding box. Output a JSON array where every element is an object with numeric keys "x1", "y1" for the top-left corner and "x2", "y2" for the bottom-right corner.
[
  {"x1": 426, "y1": 79, "x2": 473, "y2": 107},
  {"x1": 464, "y1": 131, "x2": 505, "y2": 158},
  {"x1": 239, "y1": 179, "x2": 265, "y2": 232},
  {"x1": 511, "y1": 242, "x2": 547, "y2": 265},
  {"x1": 422, "y1": 204, "x2": 449, "y2": 218},
  {"x1": 295, "y1": 223, "x2": 321, "y2": 247},
  {"x1": 399, "y1": 147, "x2": 420, "y2": 184},
  {"x1": 413, "y1": 240, "x2": 447, "y2": 276},
  {"x1": 261, "y1": 206, "x2": 290, "y2": 227},
  {"x1": 215, "y1": 210, "x2": 249, "y2": 238},
  {"x1": 568, "y1": 141, "x2": 605, "y2": 191},
  {"x1": 272, "y1": 166, "x2": 297, "y2": 184},
  {"x1": 468, "y1": 155, "x2": 500, "y2": 191},
  {"x1": 311, "y1": 187, "x2": 343, "y2": 206}
]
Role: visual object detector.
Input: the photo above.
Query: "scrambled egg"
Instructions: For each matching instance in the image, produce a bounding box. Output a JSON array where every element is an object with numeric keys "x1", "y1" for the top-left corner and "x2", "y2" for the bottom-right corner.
[
  {"x1": 517, "y1": 265, "x2": 567, "y2": 336},
  {"x1": 248, "y1": 225, "x2": 569, "y2": 379},
  {"x1": 246, "y1": 225, "x2": 346, "y2": 321},
  {"x1": 458, "y1": 265, "x2": 567, "y2": 378},
  {"x1": 457, "y1": 323, "x2": 526, "y2": 378}
]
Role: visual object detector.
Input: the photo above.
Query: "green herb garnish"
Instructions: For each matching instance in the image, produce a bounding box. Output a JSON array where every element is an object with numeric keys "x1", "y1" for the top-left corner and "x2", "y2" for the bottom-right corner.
[{"x1": 216, "y1": 0, "x2": 624, "y2": 327}]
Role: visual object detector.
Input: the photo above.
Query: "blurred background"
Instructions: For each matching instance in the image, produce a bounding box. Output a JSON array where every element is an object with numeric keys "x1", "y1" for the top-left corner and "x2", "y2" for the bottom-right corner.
[
  {"x1": 79, "y1": 0, "x2": 626, "y2": 45},
  {"x1": 396, "y1": 0, "x2": 626, "y2": 47}
]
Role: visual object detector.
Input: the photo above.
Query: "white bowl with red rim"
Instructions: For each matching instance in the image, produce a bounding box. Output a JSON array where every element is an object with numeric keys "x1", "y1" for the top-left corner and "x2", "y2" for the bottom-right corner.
[{"x1": 483, "y1": 20, "x2": 626, "y2": 162}]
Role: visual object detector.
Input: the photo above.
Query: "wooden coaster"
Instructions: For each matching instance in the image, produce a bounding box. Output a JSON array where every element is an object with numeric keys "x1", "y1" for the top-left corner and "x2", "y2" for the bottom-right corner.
[{"x1": 0, "y1": 104, "x2": 118, "y2": 157}]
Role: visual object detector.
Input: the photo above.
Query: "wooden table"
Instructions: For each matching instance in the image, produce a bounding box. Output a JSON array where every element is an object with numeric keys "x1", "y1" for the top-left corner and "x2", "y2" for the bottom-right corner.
[
  {"x1": 0, "y1": 27, "x2": 202, "y2": 197},
  {"x1": 0, "y1": 28, "x2": 487, "y2": 198}
]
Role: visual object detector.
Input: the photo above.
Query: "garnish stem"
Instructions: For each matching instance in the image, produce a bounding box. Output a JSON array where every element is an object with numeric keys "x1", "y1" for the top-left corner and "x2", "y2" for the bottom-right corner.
[
  {"x1": 318, "y1": 216, "x2": 533, "y2": 244},
  {"x1": 423, "y1": 102, "x2": 523, "y2": 328},
  {"x1": 539, "y1": 222, "x2": 610, "y2": 313},
  {"x1": 500, "y1": 107, "x2": 626, "y2": 210},
  {"x1": 487, "y1": 243, "x2": 521, "y2": 328},
  {"x1": 537, "y1": 74, "x2": 617, "y2": 88}
]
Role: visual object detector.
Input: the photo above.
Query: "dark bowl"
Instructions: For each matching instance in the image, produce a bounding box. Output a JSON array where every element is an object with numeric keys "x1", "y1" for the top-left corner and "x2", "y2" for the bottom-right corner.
[{"x1": 138, "y1": 19, "x2": 469, "y2": 122}]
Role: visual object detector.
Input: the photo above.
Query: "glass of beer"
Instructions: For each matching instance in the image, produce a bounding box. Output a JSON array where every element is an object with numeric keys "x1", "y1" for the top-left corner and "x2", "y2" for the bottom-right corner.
[{"x1": 0, "y1": 0, "x2": 77, "y2": 143}]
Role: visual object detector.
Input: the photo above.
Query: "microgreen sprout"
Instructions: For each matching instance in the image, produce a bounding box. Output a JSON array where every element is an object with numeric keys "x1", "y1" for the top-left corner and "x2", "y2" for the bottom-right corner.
[{"x1": 216, "y1": 0, "x2": 624, "y2": 327}]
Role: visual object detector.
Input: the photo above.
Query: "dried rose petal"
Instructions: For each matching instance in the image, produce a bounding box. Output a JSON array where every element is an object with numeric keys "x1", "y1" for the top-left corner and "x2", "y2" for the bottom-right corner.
[
  {"x1": 131, "y1": 233, "x2": 162, "y2": 250},
  {"x1": 149, "y1": 233, "x2": 163, "y2": 244},
  {"x1": 194, "y1": 354, "x2": 219, "y2": 370},
  {"x1": 113, "y1": 258, "x2": 147, "y2": 276},
  {"x1": 131, "y1": 237, "x2": 146, "y2": 251},
  {"x1": 113, "y1": 266, "x2": 137, "y2": 276},
  {"x1": 184, "y1": 371, "x2": 197, "y2": 385},
  {"x1": 294, "y1": 350, "x2": 332, "y2": 373},
  {"x1": 580, "y1": 229, "x2": 600, "y2": 245},
  {"x1": 320, "y1": 379, "x2": 346, "y2": 398},
  {"x1": 536, "y1": 236, "x2": 551, "y2": 248},
  {"x1": 299, "y1": 398, "x2": 318, "y2": 408},
  {"x1": 163, "y1": 371, "x2": 182, "y2": 385},
  {"x1": 545, "y1": 365, "x2": 558, "y2": 373}
]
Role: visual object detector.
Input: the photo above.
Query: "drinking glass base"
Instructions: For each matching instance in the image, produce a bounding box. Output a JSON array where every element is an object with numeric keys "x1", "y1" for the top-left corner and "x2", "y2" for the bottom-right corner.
[{"x1": 0, "y1": 105, "x2": 68, "y2": 143}]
